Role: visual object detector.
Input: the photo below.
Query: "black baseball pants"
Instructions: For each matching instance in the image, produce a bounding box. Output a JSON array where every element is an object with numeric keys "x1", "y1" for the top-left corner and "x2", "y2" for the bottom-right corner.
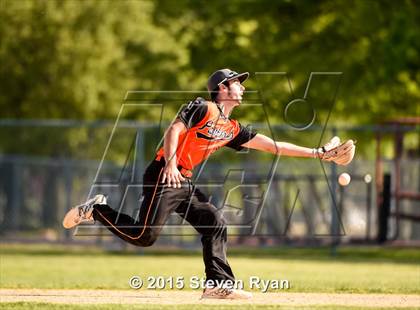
[{"x1": 92, "y1": 158, "x2": 235, "y2": 282}]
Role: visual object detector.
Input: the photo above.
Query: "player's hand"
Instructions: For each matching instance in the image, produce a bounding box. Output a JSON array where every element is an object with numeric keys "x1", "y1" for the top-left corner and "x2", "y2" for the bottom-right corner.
[{"x1": 161, "y1": 163, "x2": 186, "y2": 188}]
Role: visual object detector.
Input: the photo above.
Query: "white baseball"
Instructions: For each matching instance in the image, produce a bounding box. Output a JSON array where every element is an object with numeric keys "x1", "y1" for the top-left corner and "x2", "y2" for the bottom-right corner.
[{"x1": 338, "y1": 173, "x2": 351, "y2": 186}]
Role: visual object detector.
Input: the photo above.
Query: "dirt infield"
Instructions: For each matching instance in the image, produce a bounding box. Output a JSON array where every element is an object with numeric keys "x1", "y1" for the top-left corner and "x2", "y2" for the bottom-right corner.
[{"x1": 1, "y1": 289, "x2": 419, "y2": 307}]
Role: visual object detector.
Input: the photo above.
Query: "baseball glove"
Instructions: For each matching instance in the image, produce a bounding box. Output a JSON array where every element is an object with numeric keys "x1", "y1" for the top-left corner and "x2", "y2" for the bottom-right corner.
[{"x1": 314, "y1": 136, "x2": 356, "y2": 166}]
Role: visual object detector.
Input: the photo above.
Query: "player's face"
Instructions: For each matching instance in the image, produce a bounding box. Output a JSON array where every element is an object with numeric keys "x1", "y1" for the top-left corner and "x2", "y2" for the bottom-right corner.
[{"x1": 227, "y1": 79, "x2": 245, "y2": 104}]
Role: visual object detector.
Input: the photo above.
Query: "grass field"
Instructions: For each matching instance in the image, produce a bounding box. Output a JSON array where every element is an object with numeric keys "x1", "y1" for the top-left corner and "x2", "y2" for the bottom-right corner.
[
  {"x1": 1, "y1": 243, "x2": 419, "y2": 309},
  {"x1": 1, "y1": 303, "x2": 419, "y2": 310}
]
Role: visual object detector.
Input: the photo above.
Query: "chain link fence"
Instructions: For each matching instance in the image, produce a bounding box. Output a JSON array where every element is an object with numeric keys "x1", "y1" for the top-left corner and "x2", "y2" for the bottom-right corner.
[{"x1": 0, "y1": 120, "x2": 418, "y2": 248}]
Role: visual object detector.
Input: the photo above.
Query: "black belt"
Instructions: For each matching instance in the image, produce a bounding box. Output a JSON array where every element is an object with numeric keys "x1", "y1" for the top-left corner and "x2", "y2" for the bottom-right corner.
[{"x1": 155, "y1": 155, "x2": 193, "y2": 178}]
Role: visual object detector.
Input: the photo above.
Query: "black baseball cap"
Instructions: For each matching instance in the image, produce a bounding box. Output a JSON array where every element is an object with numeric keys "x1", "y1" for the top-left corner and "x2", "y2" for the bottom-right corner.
[{"x1": 207, "y1": 69, "x2": 249, "y2": 101}]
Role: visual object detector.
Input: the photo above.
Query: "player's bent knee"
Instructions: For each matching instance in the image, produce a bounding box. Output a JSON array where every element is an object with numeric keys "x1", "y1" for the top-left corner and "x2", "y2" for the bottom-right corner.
[
  {"x1": 140, "y1": 231, "x2": 159, "y2": 247},
  {"x1": 142, "y1": 236, "x2": 157, "y2": 247},
  {"x1": 123, "y1": 232, "x2": 158, "y2": 247}
]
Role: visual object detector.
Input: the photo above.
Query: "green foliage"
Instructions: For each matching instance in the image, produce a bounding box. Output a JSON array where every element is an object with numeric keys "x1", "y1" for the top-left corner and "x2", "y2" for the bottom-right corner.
[
  {"x1": 0, "y1": 0, "x2": 188, "y2": 120},
  {"x1": 0, "y1": 0, "x2": 418, "y2": 157},
  {"x1": 154, "y1": 0, "x2": 420, "y2": 123},
  {"x1": 1, "y1": 0, "x2": 419, "y2": 122}
]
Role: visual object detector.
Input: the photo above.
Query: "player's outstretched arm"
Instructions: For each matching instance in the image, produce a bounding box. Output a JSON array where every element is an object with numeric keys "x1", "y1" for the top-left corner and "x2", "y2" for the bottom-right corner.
[
  {"x1": 241, "y1": 133, "x2": 316, "y2": 158},
  {"x1": 241, "y1": 134, "x2": 356, "y2": 165}
]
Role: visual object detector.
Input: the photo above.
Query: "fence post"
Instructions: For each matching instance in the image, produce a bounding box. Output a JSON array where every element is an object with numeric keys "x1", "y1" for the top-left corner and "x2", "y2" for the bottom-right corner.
[
  {"x1": 64, "y1": 163, "x2": 73, "y2": 241},
  {"x1": 10, "y1": 162, "x2": 22, "y2": 230},
  {"x1": 330, "y1": 127, "x2": 339, "y2": 254},
  {"x1": 365, "y1": 174, "x2": 373, "y2": 241},
  {"x1": 378, "y1": 173, "x2": 391, "y2": 243}
]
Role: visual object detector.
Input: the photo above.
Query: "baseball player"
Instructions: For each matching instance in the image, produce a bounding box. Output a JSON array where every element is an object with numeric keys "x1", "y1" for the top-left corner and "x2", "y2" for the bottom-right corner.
[{"x1": 63, "y1": 69, "x2": 355, "y2": 299}]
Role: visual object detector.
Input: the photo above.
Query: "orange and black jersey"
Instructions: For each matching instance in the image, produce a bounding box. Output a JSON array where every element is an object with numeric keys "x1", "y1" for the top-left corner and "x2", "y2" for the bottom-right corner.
[{"x1": 156, "y1": 97, "x2": 257, "y2": 172}]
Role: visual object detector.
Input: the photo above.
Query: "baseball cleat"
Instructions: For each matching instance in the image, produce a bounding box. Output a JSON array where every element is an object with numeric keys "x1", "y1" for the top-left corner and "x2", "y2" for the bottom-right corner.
[
  {"x1": 201, "y1": 287, "x2": 252, "y2": 299},
  {"x1": 62, "y1": 194, "x2": 107, "y2": 229}
]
